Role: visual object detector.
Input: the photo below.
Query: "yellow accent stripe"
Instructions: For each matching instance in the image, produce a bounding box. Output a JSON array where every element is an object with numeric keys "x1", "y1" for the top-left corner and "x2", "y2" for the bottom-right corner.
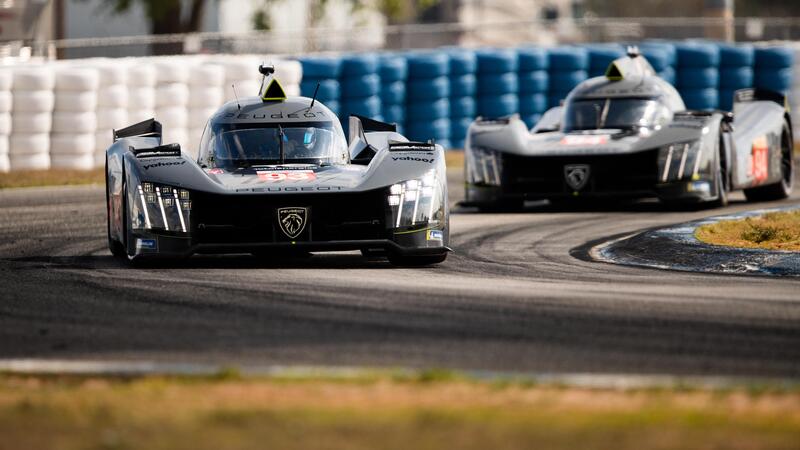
[{"x1": 393, "y1": 227, "x2": 434, "y2": 235}]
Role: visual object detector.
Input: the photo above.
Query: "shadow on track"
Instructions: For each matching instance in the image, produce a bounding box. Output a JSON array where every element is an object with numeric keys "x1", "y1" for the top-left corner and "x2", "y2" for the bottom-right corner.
[
  {"x1": 454, "y1": 197, "x2": 757, "y2": 215},
  {"x1": 7, "y1": 253, "x2": 400, "y2": 271}
]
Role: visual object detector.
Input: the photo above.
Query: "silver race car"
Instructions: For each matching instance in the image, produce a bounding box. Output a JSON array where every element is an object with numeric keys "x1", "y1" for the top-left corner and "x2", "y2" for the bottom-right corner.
[
  {"x1": 464, "y1": 48, "x2": 794, "y2": 209},
  {"x1": 106, "y1": 65, "x2": 449, "y2": 265}
]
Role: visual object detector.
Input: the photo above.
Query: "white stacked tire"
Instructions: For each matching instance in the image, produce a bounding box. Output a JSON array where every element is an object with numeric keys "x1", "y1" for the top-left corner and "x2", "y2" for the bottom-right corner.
[
  {"x1": 128, "y1": 62, "x2": 156, "y2": 125},
  {"x1": 94, "y1": 62, "x2": 129, "y2": 167},
  {"x1": 186, "y1": 63, "x2": 224, "y2": 158},
  {"x1": 10, "y1": 67, "x2": 55, "y2": 170},
  {"x1": 215, "y1": 56, "x2": 262, "y2": 102},
  {"x1": 154, "y1": 60, "x2": 190, "y2": 151},
  {"x1": 51, "y1": 67, "x2": 99, "y2": 170},
  {"x1": 0, "y1": 70, "x2": 11, "y2": 172}
]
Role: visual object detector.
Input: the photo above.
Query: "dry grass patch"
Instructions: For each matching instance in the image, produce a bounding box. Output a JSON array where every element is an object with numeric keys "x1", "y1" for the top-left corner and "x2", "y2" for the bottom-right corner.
[
  {"x1": 696, "y1": 210, "x2": 800, "y2": 251},
  {"x1": 0, "y1": 168, "x2": 104, "y2": 189},
  {"x1": 0, "y1": 373, "x2": 798, "y2": 450}
]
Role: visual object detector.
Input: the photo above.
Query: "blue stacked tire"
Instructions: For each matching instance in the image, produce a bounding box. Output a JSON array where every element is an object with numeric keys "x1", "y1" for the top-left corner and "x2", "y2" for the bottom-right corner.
[
  {"x1": 406, "y1": 52, "x2": 451, "y2": 146},
  {"x1": 299, "y1": 57, "x2": 342, "y2": 110},
  {"x1": 339, "y1": 54, "x2": 381, "y2": 134},
  {"x1": 718, "y1": 44, "x2": 754, "y2": 111},
  {"x1": 639, "y1": 42, "x2": 676, "y2": 73},
  {"x1": 676, "y1": 43, "x2": 720, "y2": 110},
  {"x1": 476, "y1": 49, "x2": 519, "y2": 121},
  {"x1": 754, "y1": 47, "x2": 793, "y2": 94},
  {"x1": 547, "y1": 47, "x2": 588, "y2": 108},
  {"x1": 583, "y1": 44, "x2": 625, "y2": 78},
  {"x1": 379, "y1": 54, "x2": 407, "y2": 131},
  {"x1": 448, "y1": 49, "x2": 476, "y2": 148},
  {"x1": 517, "y1": 47, "x2": 549, "y2": 128}
]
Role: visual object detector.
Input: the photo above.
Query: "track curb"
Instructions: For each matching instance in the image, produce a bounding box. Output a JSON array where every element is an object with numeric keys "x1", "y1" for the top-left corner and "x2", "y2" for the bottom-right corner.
[{"x1": 586, "y1": 204, "x2": 800, "y2": 277}]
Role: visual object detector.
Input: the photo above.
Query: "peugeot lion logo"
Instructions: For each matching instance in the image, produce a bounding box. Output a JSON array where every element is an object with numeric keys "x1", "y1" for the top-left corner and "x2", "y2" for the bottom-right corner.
[
  {"x1": 564, "y1": 164, "x2": 590, "y2": 191},
  {"x1": 277, "y1": 207, "x2": 308, "y2": 239}
]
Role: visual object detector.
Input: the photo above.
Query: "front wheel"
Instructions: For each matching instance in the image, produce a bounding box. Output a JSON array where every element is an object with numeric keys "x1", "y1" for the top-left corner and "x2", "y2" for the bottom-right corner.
[{"x1": 387, "y1": 252, "x2": 447, "y2": 267}]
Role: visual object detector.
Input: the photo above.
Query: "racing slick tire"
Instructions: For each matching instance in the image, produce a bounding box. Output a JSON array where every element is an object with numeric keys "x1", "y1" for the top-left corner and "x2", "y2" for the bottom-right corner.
[
  {"x1": 387, "y1": 252, "x2": 447, "y2": 267},
  {"x1": 106, "y1": 161, "x2": 127, "y2": 259},
  {"x1": 743, "y1": 122, "x2": 794, "y2": 202},
  {"x1": 477, "y1": 197, "x2": 524, "y2": 212},
  {"x1": 708, "y1": 132, "x2": 729, "y2": 208}
]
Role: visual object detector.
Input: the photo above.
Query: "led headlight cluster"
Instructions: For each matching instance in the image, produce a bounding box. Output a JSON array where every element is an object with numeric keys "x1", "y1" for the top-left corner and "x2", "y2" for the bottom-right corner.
[
  {"x1": 131, "y1": 182, "x2": 191, "y2": 233},
  {"x1": 387, "y1": 171, "x2": 444, "y2": 229},
  {"x1": 466, "y1": 146, "x2": 502, "y2": 186},
  {"x1": 657, "y1": 141, "x2": 705, "y2": 183}
]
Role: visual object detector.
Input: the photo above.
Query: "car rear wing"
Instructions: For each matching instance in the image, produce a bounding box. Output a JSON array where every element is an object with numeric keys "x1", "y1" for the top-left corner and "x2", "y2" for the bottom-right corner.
[
  {"x1": 733, "y1": 88, "x2": 788, "y2": 109},
  {"x1": 113, "y1": 118, "x2": 162, "y2": 142}
]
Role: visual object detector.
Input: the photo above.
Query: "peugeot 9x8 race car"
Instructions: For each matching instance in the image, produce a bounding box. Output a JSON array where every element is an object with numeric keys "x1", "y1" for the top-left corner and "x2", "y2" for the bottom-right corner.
[
  {"x1": 106, "y1": 65, "x2": 449, "y2": 265},
  {"x1": 464, "y1": 48, "x2": 794, "y2": 209}
]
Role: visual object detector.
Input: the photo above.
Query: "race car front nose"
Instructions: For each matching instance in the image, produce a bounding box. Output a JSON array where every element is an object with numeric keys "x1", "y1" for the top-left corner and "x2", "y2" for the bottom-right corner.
[{"x1": 130, "y1": 182, "x2": 192, "y2": 233}]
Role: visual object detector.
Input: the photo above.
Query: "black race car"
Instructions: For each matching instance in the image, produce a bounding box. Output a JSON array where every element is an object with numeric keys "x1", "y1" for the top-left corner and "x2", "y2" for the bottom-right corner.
[
  {"x1": 464, "y1": 48, "x2": 794, "y2": 209},
  {"x1": 106, "y1": 66, "x2": 450, "y2": 265}
]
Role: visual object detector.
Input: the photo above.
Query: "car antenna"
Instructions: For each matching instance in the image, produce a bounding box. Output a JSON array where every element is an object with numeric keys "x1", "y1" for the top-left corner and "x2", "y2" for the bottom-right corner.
[
  {"x1": 308, "y1": 82, "x2": 320, "y2": 111},
  {"x1": 232, "y1": 83, "x2": 241, "y2": 111}
]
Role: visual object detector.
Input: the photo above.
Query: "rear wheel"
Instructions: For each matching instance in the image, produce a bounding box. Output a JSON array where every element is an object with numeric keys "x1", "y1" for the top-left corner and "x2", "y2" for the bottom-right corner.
[
  {"x1": 388, "y1": 252, "x2": 448, "y2": 267},
  {"x1": 477, "y1": 197, "x2": 523, "y2": 212},
  {"x1": 708, "y1": 136, "x2": 729, "y2": 208},
  {"x1": 743, "y1": 122, "x2": 794, "y2": 202}
]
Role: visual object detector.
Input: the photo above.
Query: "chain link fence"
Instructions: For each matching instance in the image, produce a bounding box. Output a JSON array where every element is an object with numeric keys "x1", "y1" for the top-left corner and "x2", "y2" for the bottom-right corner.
[{"x1": 27, "y1": 17, "x2": 800, "y2": 60}]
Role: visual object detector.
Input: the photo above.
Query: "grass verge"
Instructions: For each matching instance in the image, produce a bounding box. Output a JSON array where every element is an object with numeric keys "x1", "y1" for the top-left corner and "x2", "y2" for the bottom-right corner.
[
  {"x1": 0, "y1": 372, "x2": 798, "y2": 450},
  {"x1": 0, "y1": 168, "x2": 104, "y2": 189},
  {"x1": 696, "y1": 210, "x2": 800, "y2": 251}
]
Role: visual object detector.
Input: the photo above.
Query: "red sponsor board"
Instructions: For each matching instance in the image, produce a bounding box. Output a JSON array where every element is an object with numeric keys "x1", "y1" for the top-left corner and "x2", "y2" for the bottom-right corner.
[
  {"x1": 257, "y1": 170, "x2": 317, "y2": 182},
  {"x1": 750, "y1": 136, "x2": 769, "y2": 184}
]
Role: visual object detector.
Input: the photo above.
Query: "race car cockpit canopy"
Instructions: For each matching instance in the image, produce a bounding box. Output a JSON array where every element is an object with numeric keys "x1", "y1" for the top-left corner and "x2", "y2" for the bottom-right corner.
[{"x1": 198, "y1": 96, "x2": 348, "y2": 169}]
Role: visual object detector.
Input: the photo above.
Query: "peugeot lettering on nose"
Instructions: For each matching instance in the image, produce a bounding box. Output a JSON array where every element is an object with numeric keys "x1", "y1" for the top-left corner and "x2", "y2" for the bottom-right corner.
[
  {"x1": 564, "y1": 164, "x2": 590, "y2": 191},
  {"x1": 278, "y1": 207, "x2": 308, "y2": 239}
]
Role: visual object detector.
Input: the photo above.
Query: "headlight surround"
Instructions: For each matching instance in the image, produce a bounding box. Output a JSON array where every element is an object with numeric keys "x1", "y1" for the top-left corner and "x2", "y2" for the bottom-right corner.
[
  {"x1": 387, "y1": 170, "x2": 444, "y2": 229},
  {"x1": 657, "y1": 140, "x2": 704, "y2": 183},
  {"x1": 466, "y1": 146, "x2": 502, "y2": 186},
  {"x1": 131, "y1": 182, "x2": 192, "y2": 233}
]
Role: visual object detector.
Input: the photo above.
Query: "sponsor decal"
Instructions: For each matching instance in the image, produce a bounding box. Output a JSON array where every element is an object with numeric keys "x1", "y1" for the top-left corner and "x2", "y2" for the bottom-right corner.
[
  {"x1": 142, "y1": 160, "x2": 186, "y2": 170},
  {"x1": 392, "y1": 156, "x2": 435, "y2": 164},
  {"x1": 560, "y1": 135, "x2": 609, "y2": 146},
  {"x1": 257, "y1": 170, "x2": 317, "y2": 182},
  {"x1": 750, "y1": 136, "x2": 769, "y2": 183},
  {"x1": 222, "y1": 110, "x2": 327, "y2": 120},
  {"x1": 135, "y1": 238, "x2": 157, "y2": 250},
  {"x1": 207, "y1": 168, "x2": 225, "y2": 175},
  {"x1": 564, "y1": 164, "x2": 591, "y2": 191},
  {"x1": 427, "y1": 229, "x2": 443, "y2": 241},
  {"x1": 277, "y1": 207, "x2": 309, "y2": 239},
  {"x1": 235, "y1": 186, "x2": 344, "y2": 192}
]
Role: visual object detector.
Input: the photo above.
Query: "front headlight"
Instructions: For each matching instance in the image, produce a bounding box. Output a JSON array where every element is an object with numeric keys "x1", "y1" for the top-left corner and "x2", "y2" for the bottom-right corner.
[
  {"x1": 657, "y1": 141, "x2": 704, "y2": 183},
  {"x1": 466, "y1": 146, "x2": 502, "y2": 186},
  {"x1": 131, "y1": 182, "x2": 191, "y2": 233},
  {"x1": 387, "y1": 170, "x2": 444, "y2": 229}
]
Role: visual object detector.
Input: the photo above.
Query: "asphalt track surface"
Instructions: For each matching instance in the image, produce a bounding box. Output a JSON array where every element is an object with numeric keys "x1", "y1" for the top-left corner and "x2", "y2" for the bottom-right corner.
[{"x1": 1, "y1": 169, "x2": 799, "y2": 378}]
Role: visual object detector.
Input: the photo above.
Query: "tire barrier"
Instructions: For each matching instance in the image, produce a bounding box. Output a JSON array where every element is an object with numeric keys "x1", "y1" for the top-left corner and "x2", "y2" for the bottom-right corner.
[
  {"x1": 0, "y1": 70, "x2": 9, "y2": 172},
  {"x1": 406, "y1": 52, "x2": 450, "y2": 144},
  {"x1": 380, "y1": 54, "x2": 407, "y2": 132},
  {"x1": 547, "y1": 46, "x2": 588, "y2": 108},
  {"x1": 0, "y1": 42, "x2": 794, "y2": 171},
  {"x1": 677, "y1": 42, "x2": 720, "y2": 110},
  {"x1": 718, "y1": 44, "x2": 754, "y2": 111},
  {"x1": 9, "y1": 67, "x2": 54, "y2": 170},
  {"x1": 477, "y1": 48, "x2": 518, "y2": 123},
  {"x1": 338, "y1": 53, "x2": 381, "y2": 134},
  {"x1": 448, "y1": 49, "x2": 476, "y2": 148}
]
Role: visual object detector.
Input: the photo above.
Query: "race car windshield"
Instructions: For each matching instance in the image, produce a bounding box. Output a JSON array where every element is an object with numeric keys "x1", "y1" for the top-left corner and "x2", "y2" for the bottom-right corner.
[
  {"x1": 563, "y1": 98, "x2": 663, "y2": 132},
  {"x1": 207, "y1": 123, "x2": 346, "y2": 169}
]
